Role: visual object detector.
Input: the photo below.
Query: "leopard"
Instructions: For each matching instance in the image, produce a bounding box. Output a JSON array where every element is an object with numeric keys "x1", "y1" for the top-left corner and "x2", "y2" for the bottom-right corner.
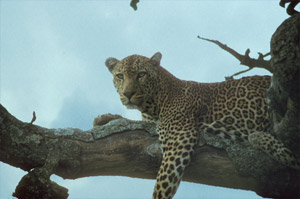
[{"x1": 104, "y1": 52, "x2": 299, "y2": 199}]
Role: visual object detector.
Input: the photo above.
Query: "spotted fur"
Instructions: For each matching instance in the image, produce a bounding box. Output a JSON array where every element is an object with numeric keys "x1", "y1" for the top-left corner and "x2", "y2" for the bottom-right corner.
[{"x1": 105, "y1": 52, "x2": 299, "y2": 199}]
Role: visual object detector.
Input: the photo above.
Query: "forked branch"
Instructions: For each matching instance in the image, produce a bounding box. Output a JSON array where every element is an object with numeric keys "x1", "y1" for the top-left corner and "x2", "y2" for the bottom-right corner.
[{"x1": 197, "y1": 36, "x2": 273, "y2": 79}]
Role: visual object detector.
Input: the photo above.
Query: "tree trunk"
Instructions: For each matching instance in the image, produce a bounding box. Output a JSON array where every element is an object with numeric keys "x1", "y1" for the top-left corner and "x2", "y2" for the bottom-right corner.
[{"x1": 0, "y1": 13, "x2": 299, "y2": 199}]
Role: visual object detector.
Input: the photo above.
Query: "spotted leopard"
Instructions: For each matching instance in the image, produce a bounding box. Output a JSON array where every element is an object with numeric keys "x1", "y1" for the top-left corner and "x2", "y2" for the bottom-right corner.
[{"x1": 105, "y1": 52, "x2": 299, "y2": 199}]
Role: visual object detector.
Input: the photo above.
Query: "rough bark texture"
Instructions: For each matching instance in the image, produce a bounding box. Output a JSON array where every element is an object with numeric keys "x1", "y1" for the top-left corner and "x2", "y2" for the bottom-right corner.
[
  {"x1": 0, "y1": 14, "x2": 299, "y2": 199},
  {"x1": 264, "y1": 12, "x2": 300, "y2": 199},
  {"x1": 0, "y1": 103, "x2": 295, "y2": 199},
  {"x1": 267, "y1": 13, "x2": 300, "y2": 153}
]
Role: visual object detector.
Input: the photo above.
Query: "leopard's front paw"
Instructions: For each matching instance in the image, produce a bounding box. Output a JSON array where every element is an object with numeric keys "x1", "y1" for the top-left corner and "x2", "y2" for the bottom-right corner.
[{"x1": 93, "y1": 113, "x2": 123, "y2": 127}]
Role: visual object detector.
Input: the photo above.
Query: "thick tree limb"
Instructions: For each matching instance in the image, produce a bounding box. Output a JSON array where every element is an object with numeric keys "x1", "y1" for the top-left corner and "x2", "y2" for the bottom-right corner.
[
  {"x1": 197, "y1": 36, "x2": 273, "y2": 79},
  {"x1": 0, "y1": 104, "x2": 256, "y2": 196},
  {"x1": 0, "y1": 104, "x2": 299, "y2": 198}
]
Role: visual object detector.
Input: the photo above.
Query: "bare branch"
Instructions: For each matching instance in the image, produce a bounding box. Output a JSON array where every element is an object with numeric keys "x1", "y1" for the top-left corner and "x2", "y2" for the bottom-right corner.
[
  {"x1": 1, "y1": 104, "x2": 299, "y2": 198},
  {"x1": 226, "y1": 67, "x2": 253, "y2": 81},
  {"x1": 280, "y1": 0, "x2": 300, "y2": 15},
  {"x1": 30, "y1": 111, "x2": 36, "y2": 124},
  {"x1": 130, "y1": 0, "x2": 139, "y2": 11},
  {"x1": 197, "y1": 36, "x2": 273, "y2": 78}
]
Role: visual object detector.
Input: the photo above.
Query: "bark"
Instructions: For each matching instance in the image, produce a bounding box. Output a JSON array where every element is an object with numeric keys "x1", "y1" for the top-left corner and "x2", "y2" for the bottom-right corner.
[
  {"x1": 264, "y1": 13, "x2": 300, "y2": 198},
  {"x1": 0, "y1": 104, "x2": 264, "y2": 198},
  {"x1": 0, "y1": 13, "x2": 299, "y2": 199},
  {"x1": 267, "y1": 13, "x2": 300, "y2": 154}
]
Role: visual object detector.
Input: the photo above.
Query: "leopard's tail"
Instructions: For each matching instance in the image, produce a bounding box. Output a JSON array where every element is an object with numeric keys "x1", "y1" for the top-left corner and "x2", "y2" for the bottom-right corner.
[{"x1": 248, "y1": 132, "x2": 300, "y2": 170}]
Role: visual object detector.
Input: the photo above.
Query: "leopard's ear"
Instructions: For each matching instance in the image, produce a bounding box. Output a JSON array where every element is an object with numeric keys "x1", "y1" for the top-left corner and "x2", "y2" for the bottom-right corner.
[
  {"x1": 150, "y1": 52, "x2": 162, "y2": 66},
  {"x1": 105, "y1": 57, "x2": 119, "y2": 73}
]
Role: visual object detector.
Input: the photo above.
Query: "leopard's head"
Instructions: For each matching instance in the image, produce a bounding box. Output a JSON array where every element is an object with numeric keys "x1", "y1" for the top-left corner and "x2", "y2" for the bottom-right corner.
[{"x1": 105, "y1": 52, "x2": 162, "y2": 112}]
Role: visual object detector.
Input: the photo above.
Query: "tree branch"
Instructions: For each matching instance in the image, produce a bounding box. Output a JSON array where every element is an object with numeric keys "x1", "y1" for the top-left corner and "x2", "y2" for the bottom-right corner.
[
  {"x1": 130, "y1": 0, "x2": 139, "y2": 11},
  {"x1": 280, "y1": 0, "x2": 300, "y2": 15},
  {"x1": 1, "y1": 104, "x2": 299, "y2": 198},
  {"x1": 197, "y1": 36, "x2": 273, "y2": 79},
  {"x1": 0, "y1": 104, "x2": 256, "y2": 195}
]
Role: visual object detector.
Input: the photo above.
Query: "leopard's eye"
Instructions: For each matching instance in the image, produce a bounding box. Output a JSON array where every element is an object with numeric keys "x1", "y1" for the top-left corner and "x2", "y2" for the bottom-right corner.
[
  {"x1": 115, "y1": 73, "x2": 124, "y2": 80},
  {"x1": 137, "y1": 71, "x2": 147, "y2": 79}
]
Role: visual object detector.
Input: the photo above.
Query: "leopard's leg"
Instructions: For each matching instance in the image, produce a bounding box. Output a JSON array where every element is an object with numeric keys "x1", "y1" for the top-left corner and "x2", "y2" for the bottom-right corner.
[
  {"x1": 153, "y1": 120, "x2": 198, "y2": 199},
  {"x1": 202, "y1": 121, "x2": 300, "y2": 169},
  {"x1": 142, "y1": 113, "x2": 156, "y2": 122}
]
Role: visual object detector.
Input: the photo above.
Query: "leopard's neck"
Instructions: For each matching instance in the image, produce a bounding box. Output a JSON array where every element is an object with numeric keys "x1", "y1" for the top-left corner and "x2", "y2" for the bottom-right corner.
[{"x1": 141, "y1": 66, "x2": 184, "y2": 120}]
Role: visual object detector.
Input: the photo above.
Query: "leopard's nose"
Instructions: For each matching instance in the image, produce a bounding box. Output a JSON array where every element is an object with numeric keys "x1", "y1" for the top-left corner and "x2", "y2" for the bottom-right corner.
[{"x1": 123, "y1": 90, "x2": 136, "y2": 100}]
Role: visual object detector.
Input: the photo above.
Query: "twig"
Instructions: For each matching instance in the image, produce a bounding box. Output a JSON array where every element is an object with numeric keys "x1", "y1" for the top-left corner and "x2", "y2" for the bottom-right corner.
[
  {"x1": 130, "y1": 0, "x2": 139, "y2": 11},
  {"x1": 30, "y1": 111, "x2": 36, "y2": 124},
  {"x1": 197, "y1": 36, "x2": 273, "y2": 80},
  {"x1": 280, "y1": 0, "x2": 300, "y2": 15},
  {"x1": 225, "y1": 68, "x2": 253, "y2": 81}
]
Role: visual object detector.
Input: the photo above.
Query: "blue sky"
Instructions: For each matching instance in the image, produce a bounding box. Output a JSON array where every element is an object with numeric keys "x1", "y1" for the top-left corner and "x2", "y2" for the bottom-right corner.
[{"x1": 0, "y1": 1, "x2": 289, "y2": 198}]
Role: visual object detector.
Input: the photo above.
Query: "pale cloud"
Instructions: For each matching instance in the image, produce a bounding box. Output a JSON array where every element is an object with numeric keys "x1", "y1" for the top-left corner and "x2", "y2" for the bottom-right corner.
[{"x1": 1, "y1": 1, "x2": 92, "y2": 127}]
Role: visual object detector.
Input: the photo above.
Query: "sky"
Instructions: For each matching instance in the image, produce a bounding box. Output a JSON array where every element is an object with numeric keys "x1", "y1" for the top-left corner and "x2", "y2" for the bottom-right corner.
[{"x1": 0, "y1": 0, "x2": 291, "y2": 198}]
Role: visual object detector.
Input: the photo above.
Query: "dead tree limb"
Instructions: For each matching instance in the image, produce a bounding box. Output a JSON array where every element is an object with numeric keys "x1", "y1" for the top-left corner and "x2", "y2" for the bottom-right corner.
[
  {"x1": 0, "y1": 104, "x2": 255, "y2": 197},
  {"x1": 197, "y1": 36, "x2": 273, "y2": 79},
  {"x1": 0, "y1": 103, "x2": 299, "y2": 199}
]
